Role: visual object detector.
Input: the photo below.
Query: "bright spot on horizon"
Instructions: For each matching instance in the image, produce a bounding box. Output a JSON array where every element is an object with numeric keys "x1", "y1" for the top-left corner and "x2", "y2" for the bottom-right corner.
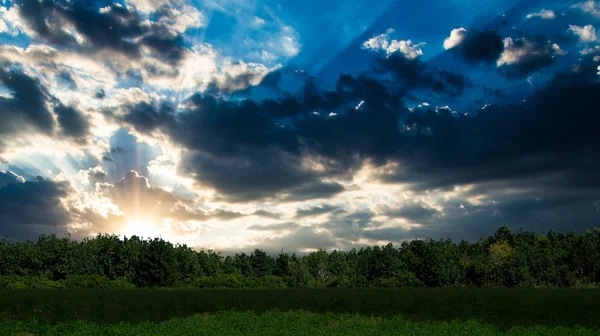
[{"x1": 121, "y1": 218, "x2": 160, "y2": 239}]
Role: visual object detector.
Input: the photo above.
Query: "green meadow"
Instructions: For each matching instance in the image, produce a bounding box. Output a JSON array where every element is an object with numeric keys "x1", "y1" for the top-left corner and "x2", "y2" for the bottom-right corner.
[
  {"x1": 1, "y1": 288, "x2": 599, "y2": 335},
  {"x1": 2, "y1": 310, "x2": 598, "y2": 336}
]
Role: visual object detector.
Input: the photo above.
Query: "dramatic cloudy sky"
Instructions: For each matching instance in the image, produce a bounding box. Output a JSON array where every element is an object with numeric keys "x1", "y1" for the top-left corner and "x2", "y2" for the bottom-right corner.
[{"x1": 0, "y1": 0, "x2": 599, "y2": 253}]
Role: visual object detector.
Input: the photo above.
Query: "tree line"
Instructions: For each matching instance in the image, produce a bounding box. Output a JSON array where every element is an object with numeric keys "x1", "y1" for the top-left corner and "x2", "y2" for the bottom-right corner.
[{"x1": 1, "y1": 225, "x2": 599, "y2": 288}]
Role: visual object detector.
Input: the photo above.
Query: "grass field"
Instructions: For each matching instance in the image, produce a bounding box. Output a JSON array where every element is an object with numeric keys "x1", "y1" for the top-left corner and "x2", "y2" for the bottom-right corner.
[
  {"x1": 1, "y1": 288, "x2": 599, "y2": 335},
  {"x1": 2, "y1": 310, "x2": 599, "y2": 336}
]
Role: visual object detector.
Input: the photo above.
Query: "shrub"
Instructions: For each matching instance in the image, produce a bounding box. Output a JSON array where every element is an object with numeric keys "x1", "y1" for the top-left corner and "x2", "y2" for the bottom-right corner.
[
  {"x1": 63, "y1": 275, "x2": 135, "y2": 289},
  {"x1": 307, "y1": 278, "x2": 326, "y2": 288},
  {"x1": 0, "y1": 276, "x2": 64, "y2": 289},
  {"x1": 326, "y1": 276, "x2": 350, "y2": 288},
  {"x1": 395, "y1": 270, "x2": 425, "y2": 287},
  {"x1": 172, "y1": 278, "x2": 197, "y2": 288},
  {"x1": 193, "y1": 274, "x2": 244, "y2": 288},
  {"x1": 375, "y1": 271, "x2": 424, "y2": 288},
  {"x1": 246, "y1": 275, "x2": 286, "y2": 288}
]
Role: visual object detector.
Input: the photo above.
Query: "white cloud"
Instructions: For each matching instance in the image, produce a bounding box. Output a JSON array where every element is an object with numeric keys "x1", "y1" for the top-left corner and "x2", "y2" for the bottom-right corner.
[
  {"x1": 281, "y1": 35, "x2": 300, "y2": 57},
  {"x1": 443, "y1": 28, "x2": 467, "y2": 50},
  {"x1": 260, "y1": 50, "x2": 277, "y2": 62},
  {"x1": 569, "y1": 25, "x2": 598, "y2": 43},
  {"x1": 0, "y1": 5, "x2": 28, "y2": 36},
  {"x1": 362, "y1": 29, "x2": 425, "y2": 59},
  {"x1": 251, "y1": 17, "x2": 266, "y2": 29},
  {"x1": 158, "y1": 5, "x2": 206, "y2": 33},
  {"x1": 362, "y1": 28, "x2": 394, "y2": 50},
  {"x1": 388, "y1": 40, "x2": 425, "y2": 59},
  {"x1": 497, "y1": 38, "x2": 565, "y2": 67},
  {"x1": 582, "y1": 45, "x2": 600, "y2": 54},
  {"x1": 151, "y1": 43, "x2": 280, "y2": 94},
  {"x1": 0, "y1": 30, "x2": 278, "y2": 111},
  {"x1": 0, "y1": 14, "x2": 8, "y2": 34},
  {"x1": 573, "y1": 0, "x2": 600, "y2": 18},
  {"x1": 0, "y1": 44, "x2": 119, "y2": 103},
  {"x1": 240, "y1": 24, "x2": 301, "y2": 62},
  {"x1": 126, "y1": 0, "x2": 167, "y2": 13},
  {"x1": 204, "y1": 4, "x2": 301, "y2": 64},
  {"x1": 525, "y1": 9, "x2": 556, "y2": 20},
  {"x1": 215, "y1": 58, "x2": 280, "y2": 91},
  {"x1": 123, "y1": 0, "x2": 206, "y2": 33}
]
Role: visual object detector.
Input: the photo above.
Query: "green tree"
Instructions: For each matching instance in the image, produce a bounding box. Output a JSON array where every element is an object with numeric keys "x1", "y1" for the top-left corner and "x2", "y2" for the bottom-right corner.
[
  {"x1": 306, "y1": 249, "x2": 330, "y2": 284},
  {"x1": 234, "y1": 252, "x2": 253, "y2": 277},
  {"x1": 286, "y1": 256, "x2": 312, "y2": 287},
  {"x1": 250, "y1": 249, "x2": 275, "y2": 277},
  {"x1": 134, "y1": 238, "x2": 177, "y2": 287},
  {"x1": 274, "y1": 251, "x2": 292, "y2": 278}
]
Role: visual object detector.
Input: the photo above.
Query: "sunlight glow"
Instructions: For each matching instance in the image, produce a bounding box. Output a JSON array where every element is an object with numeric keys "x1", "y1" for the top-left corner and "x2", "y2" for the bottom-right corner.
[{"x1": 121, "y1": 218, "x2": 159, "y2": 239}]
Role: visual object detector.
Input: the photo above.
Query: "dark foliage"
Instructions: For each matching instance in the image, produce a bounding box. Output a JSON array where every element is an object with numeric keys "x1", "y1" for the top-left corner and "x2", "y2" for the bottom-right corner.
[{"x1": 1, "y1": 225, "x2": 600, "y2": 288}]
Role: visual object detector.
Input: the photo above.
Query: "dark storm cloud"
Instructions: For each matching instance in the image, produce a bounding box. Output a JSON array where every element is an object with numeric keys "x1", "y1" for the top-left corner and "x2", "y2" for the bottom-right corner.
[
  {"x1": 95, "y1": 88, "x2": 106, "y2": 99},
  {"x1": 258, "y1": 73, "x2": 403, "y2": 119},
  {"x1": 178, "y1": 149, "x2": 327, "y2": 202},
  {"x1": 121, "y1": 101, "x2": 173, "y2": 133},
  {"x1": 0, "y1": 172, "x2": 72, "y2": 240},
  {"x1": 483, "y1": 87, "x2": 506, "y2": 98},
  {"x1": 0, "y1": 65, "x2": 55, "y2": 138},
  {"x1": 377, "y1": 70, "x2": 600, "y2": 193},
  {"x1": 280, "y1": 182, "x2": 346, "y2": 202},
  {"x1": 381, "y1": 203, "x2": 441, "y2": 223},
  {"x1": 321, "y1": 209, "x2": 380, "y2": 242},
  {"x1": 14, "y1": 0, "x2": 186, "y2": 63},
  {"x1": 294, "y1": 103, "x2": 403, "y2": 167},
  {"x1": 115, "y1": 51, "x2": 597, "y2": 207},
  {"x1": 54, "y1": 104, "x2": 90, "y2": 140},
  {"x1": 211, "y1": 209, "x2": 246, "y2": 220},
  {"x1": 295, "y1": 204, "x2": 342, "y2": 218},
  {"x1": 119, "y1": 93, "x2": 300, "y2": 157},
  {"x1": 0, "y1": 64, "x2": 92, "y2": 147},
  {"x1": 315, "y1": 178, "x2": 600, "y2": 245},
  {"x1": 363, "y1": 193, "x2": 600, "y2": 244},
  {"x1": 0, "y1": 171, "x2": 25, "y2": 187},
  {"x1": 374, "y1": 53, "x2": 469, "y2": 97},
  {"x1": 260, "y1": 97, "x2": 305, "y2": 118},
  {"x1": 15, "y1": 0, "x2": 76, "y2": 46},
  {"x1": 446, "y1": 29, "x2": 504, "y2": 64},
  {"x1": 251, "y1": 210, "x2": 283, "y2": 219},
  {"x1": 247, "y1": 222, "x2": 301, "y2": 231},
  {"x1": 117, "y1": 93, "x2": 335, "y2": 201},
  {"x1": 117, "y1": 72, "x2": 406, "y2": 177},
  {"x1": 140, "y1": 26, "x2": 186, "y2": 64}
]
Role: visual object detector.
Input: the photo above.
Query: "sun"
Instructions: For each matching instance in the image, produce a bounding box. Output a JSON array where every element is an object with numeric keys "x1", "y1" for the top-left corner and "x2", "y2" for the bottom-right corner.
[{"x1": 121, "y1": 218, "x2": 159, "y2": 239}]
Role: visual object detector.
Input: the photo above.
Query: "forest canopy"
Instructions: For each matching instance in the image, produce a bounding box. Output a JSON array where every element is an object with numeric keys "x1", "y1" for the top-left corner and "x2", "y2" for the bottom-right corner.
[{"x1": 1, "y1": 225, "x2": 599, "y2": 289}]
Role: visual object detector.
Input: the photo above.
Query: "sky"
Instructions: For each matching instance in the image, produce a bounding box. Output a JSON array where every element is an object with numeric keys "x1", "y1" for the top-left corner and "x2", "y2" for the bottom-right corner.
[{"x1": 0, "y1": 0, "x2": 599, "y2": 254}]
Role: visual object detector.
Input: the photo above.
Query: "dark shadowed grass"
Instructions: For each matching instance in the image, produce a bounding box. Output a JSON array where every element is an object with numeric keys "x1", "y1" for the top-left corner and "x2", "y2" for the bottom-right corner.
[
  {"x1": 0, "y1": 288, "x2": 599, "y2": 332},
  {"x1": 1, "y1": 310, "x2": 598, "y2": 336}
]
